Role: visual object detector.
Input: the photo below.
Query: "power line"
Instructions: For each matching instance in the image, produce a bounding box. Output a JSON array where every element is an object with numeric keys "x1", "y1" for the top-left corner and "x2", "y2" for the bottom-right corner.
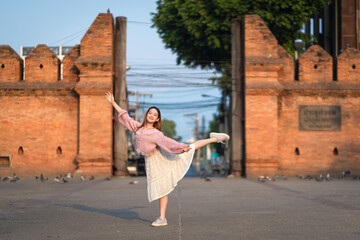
[
  {"x1": 128, "y1": 20, "x2": 151, "y2": 25},
  {"x1": 49, "y1": 27, "x2": 88, "y2": 45}
]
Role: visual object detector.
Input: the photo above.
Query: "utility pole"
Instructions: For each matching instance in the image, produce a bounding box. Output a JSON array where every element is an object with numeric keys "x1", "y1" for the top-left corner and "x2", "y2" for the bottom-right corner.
[
  {"x1": 184, "y1": 113, "x2": 200, "y2": 171},
  {"x1": 231, "y1": 18, "x2": 245, "y2": 177},
  {"x1": 113, "y1": 16, "x2": 128, "y2": 176}
]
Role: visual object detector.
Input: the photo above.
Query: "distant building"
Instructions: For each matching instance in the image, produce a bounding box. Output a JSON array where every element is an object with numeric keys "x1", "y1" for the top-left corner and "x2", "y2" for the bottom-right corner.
[{"x1": 304, "y1": 0, "x2": 359, "y2": 56}]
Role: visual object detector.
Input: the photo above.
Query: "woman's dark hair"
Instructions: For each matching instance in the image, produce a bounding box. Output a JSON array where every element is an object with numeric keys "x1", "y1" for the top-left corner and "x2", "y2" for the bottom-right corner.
[{"x1": 138, "y1": 106, "x2": 161, "y2": 131}]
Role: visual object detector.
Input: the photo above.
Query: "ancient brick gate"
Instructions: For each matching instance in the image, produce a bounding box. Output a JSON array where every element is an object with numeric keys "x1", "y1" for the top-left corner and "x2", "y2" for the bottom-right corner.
[
  {"x1": 231, "y1": 15, "x2": 360, "y2": 178},
  {"x1": 0, "y1": 12, "x2": 128, "y2": 177}
]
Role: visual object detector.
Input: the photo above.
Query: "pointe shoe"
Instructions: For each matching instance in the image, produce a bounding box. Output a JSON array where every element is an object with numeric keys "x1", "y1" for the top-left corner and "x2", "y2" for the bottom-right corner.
[{"x1": 210, "y1": 132, "x2": 230, "y2": 144}]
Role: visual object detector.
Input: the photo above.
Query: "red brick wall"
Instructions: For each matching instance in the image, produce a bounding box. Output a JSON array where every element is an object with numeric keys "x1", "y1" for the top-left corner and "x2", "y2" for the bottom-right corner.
[
  {"x1": 241, "y1": 15, "x2": 360, "y2": 177},
  {"x1": 278, "y1": 92, "x2": 360, "y2": 175},
  {"x1": 0, "y1": 91, "x2": 78, "y2": 176}
]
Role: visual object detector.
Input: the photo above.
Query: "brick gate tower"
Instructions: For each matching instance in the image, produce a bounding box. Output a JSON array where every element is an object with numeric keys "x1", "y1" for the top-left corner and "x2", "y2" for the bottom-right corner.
[{"x1": 232, "y1": 15, "x2": 360, "y2": 177}]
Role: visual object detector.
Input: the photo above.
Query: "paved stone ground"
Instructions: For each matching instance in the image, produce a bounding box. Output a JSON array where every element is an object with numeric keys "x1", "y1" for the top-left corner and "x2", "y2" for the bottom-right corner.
[{"x1": 0, "y1": 176, "x2": 360, "y2": 240}]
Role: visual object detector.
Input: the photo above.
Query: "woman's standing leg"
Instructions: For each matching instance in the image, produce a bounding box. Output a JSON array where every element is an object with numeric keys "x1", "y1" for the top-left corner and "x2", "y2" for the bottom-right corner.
[
  {"x1": 151, "y1": 195, "x2": 169, "y2": 226},
  {"x1": 159, "y1": 195, "x2": 168, "y2": 219}
]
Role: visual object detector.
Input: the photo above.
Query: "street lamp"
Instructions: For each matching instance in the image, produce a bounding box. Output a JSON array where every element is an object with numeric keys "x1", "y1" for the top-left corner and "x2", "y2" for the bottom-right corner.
[{"x1": 294, "y1": 39, "x2": 303, "y2": 60}]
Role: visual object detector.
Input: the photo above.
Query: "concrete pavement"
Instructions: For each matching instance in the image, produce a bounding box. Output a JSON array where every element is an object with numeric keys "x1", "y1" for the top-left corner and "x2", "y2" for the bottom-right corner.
[{"x1": 0, "y1": 176, "x2": 360, "y2": 240}]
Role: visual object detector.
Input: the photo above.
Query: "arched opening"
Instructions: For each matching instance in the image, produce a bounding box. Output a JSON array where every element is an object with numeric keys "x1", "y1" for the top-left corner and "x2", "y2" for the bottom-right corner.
[
  {"x1": 295, "y1": 147, "x2": 300, "y2": 155},
  {"x1": 333, "y1": 147, "x2": 338, "y2": 155},
  {"x1": 18, "y1": 146, "x2": 23, "y2": 155},
  {"x1": 57, "y1": 146, "x2": 62, "y2": 155}
]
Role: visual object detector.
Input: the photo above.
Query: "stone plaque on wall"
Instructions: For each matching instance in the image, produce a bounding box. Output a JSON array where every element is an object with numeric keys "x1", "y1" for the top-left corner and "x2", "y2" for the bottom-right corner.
[{"x1": 299, "y1": 105, "x2": 341, "y2": 131}]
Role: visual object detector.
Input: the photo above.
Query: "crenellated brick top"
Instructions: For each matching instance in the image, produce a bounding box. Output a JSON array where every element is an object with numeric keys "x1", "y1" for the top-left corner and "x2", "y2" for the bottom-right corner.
[
  {"x1": 25, "y1": 44, "x2": 60, "y2": 82},
  {"x1": 337, "y1": 48, "x2": 360, "y2": 82},
  {"x1": 0, "y1": 45, "x2": 23, "y2": 82}
]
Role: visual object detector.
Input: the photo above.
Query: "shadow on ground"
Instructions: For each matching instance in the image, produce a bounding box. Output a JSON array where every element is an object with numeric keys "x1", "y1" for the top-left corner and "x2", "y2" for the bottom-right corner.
[{"x1": 56, "y1": 204, "x2": 151, "y2": 223}]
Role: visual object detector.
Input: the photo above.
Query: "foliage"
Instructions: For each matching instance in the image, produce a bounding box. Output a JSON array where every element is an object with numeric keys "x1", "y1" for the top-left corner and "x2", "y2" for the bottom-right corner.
[
  {"x1": 152, "y1": 0, "x2": 331, "y2": 75},
  {"x1": 162, "y1": 118, "x2": 182, "y2": 142}
]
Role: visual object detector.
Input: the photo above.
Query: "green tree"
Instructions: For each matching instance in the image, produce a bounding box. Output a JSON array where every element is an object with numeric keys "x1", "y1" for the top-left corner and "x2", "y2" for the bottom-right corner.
[
  {"x1": 152, "y1": 0, "x2": 331, "y2": 75},
  {"x1": 162, "y1": 118, "x2": 182, "y2": 142}
]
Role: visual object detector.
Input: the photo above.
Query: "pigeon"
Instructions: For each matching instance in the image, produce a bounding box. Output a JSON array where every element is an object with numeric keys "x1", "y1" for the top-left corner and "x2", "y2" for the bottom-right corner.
[
  {"x1": 13, "y1": 173, "x2": 19, "y2": 181},
  {"x1": 105, "y1": 177, "x2": 111, "y2": 181},
  {"x1": 2, "y1": 177, "x2": 9, "y2": 181},
  {"x1": 54, "y1": 176, "x2": 60, "y2": 182},
  {"x1": 66, "y1": 173, "x2": 72, "y2": 179},
  {"x1": 282, "y1": 176, "x2": 288, "y2": 180},
  {"x1": 352, "y1": 175, "x2": 358, "y2": 180},
  {"x1": 342, "y1": 170, "x2": 351, "y2": 177},
  {"x1": 315, "y1": 176, "x2": 323, "y2": 182},
  {"x1": 205, "y1": 177, "x2": 211, "y2": 182},
  {"x1": 266, "y1": 176, "x2": 274, "y2": 181},
  {"x1": 35, "y1": 176, "x2": 39, "y2": 180},
  {"x1": 80, "y1": 176, "x2": 86, "y2": 181},
  {"x1": 40, "y1": 174, "x2": 45, "y2": 182},
  {"x1": 326, "y1": 173, "x2": 332, "y2": 181},
  {"x1": 129, "y1": 180, "x2": 138, "y2": 184},
  {"x1": 258, "y1": 176, "x2": 266, "y2": 182},
  {"x1": 62, "y1": 178, "x2": 68, "y2": 183},
  {"x1": 10, "y1": 177, "x2": 17, "y2": 183},
  {"x1": 200, "y1": 171, "x2": 208, "y2": 179},
  {"x1": 89, "y1": 176, "x2": 95, "y2": 180}
]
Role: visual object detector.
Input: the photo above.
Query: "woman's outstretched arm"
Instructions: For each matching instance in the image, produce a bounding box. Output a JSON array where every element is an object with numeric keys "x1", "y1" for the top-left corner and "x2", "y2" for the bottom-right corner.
[
  {"x1": 105, "y1": 91, "x2": 122, "y2": 113},
  {"x1": 105, "y1": 91, "x2": 141, "y2": 132}
]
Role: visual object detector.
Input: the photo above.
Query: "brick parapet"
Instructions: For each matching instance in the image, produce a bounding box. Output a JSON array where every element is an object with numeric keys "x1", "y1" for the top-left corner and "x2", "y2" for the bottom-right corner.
[
  {"x1": 298, "y1": 45, "x2": 333, "y2": 82},
  {"x1": 337, "y1": 48, "x2": 360, "y2": 82},
  {"x1": 25, "y1": 44, "x2": 60, "y2": 82},
  {"x1": 0, "y1": 45, "x2": 23, "y2": 82}
]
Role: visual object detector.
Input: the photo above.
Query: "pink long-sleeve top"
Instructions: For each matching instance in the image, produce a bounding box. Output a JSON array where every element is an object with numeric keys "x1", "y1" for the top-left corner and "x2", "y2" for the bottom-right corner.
[{"x1": 117, "y1": 110, "x2": 187, "y2": 156}]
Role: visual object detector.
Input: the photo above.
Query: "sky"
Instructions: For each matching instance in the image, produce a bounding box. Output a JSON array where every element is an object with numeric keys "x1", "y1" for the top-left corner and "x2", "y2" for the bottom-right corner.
[{"x1": 0, "y1": 0, "x2": 222, "y2": 141}]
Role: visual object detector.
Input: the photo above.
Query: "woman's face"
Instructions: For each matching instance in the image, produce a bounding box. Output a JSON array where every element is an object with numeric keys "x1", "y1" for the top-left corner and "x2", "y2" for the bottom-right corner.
[{"x1": 146, "y1": 108, "x2": 159, "y2": 124}]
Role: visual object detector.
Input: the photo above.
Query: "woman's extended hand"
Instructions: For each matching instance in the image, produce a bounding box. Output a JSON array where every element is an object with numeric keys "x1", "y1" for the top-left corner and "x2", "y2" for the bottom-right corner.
[
  {"x1": 105, "y1": 91, "x2": 114, "y2": 104},
  {"x1": 183, "y1": 145, "x2": 191, "y2": 152}
]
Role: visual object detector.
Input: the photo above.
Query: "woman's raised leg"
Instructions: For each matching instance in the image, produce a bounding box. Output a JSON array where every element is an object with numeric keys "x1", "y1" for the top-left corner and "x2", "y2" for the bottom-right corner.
[{"x1": 193, "y1": 138, "x2": 218, "y2": 150}]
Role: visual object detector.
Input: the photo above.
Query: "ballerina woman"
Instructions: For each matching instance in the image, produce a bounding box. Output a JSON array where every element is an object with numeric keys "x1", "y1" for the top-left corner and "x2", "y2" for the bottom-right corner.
[{"x1": 105, "y1": 91, "x2": 230, "y2": 227}]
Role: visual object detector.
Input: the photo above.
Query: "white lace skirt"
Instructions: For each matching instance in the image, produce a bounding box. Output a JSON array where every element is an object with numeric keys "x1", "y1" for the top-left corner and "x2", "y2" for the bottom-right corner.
[{"x1": 145, "y1": 144, "x2": 195, "y2": 202}]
